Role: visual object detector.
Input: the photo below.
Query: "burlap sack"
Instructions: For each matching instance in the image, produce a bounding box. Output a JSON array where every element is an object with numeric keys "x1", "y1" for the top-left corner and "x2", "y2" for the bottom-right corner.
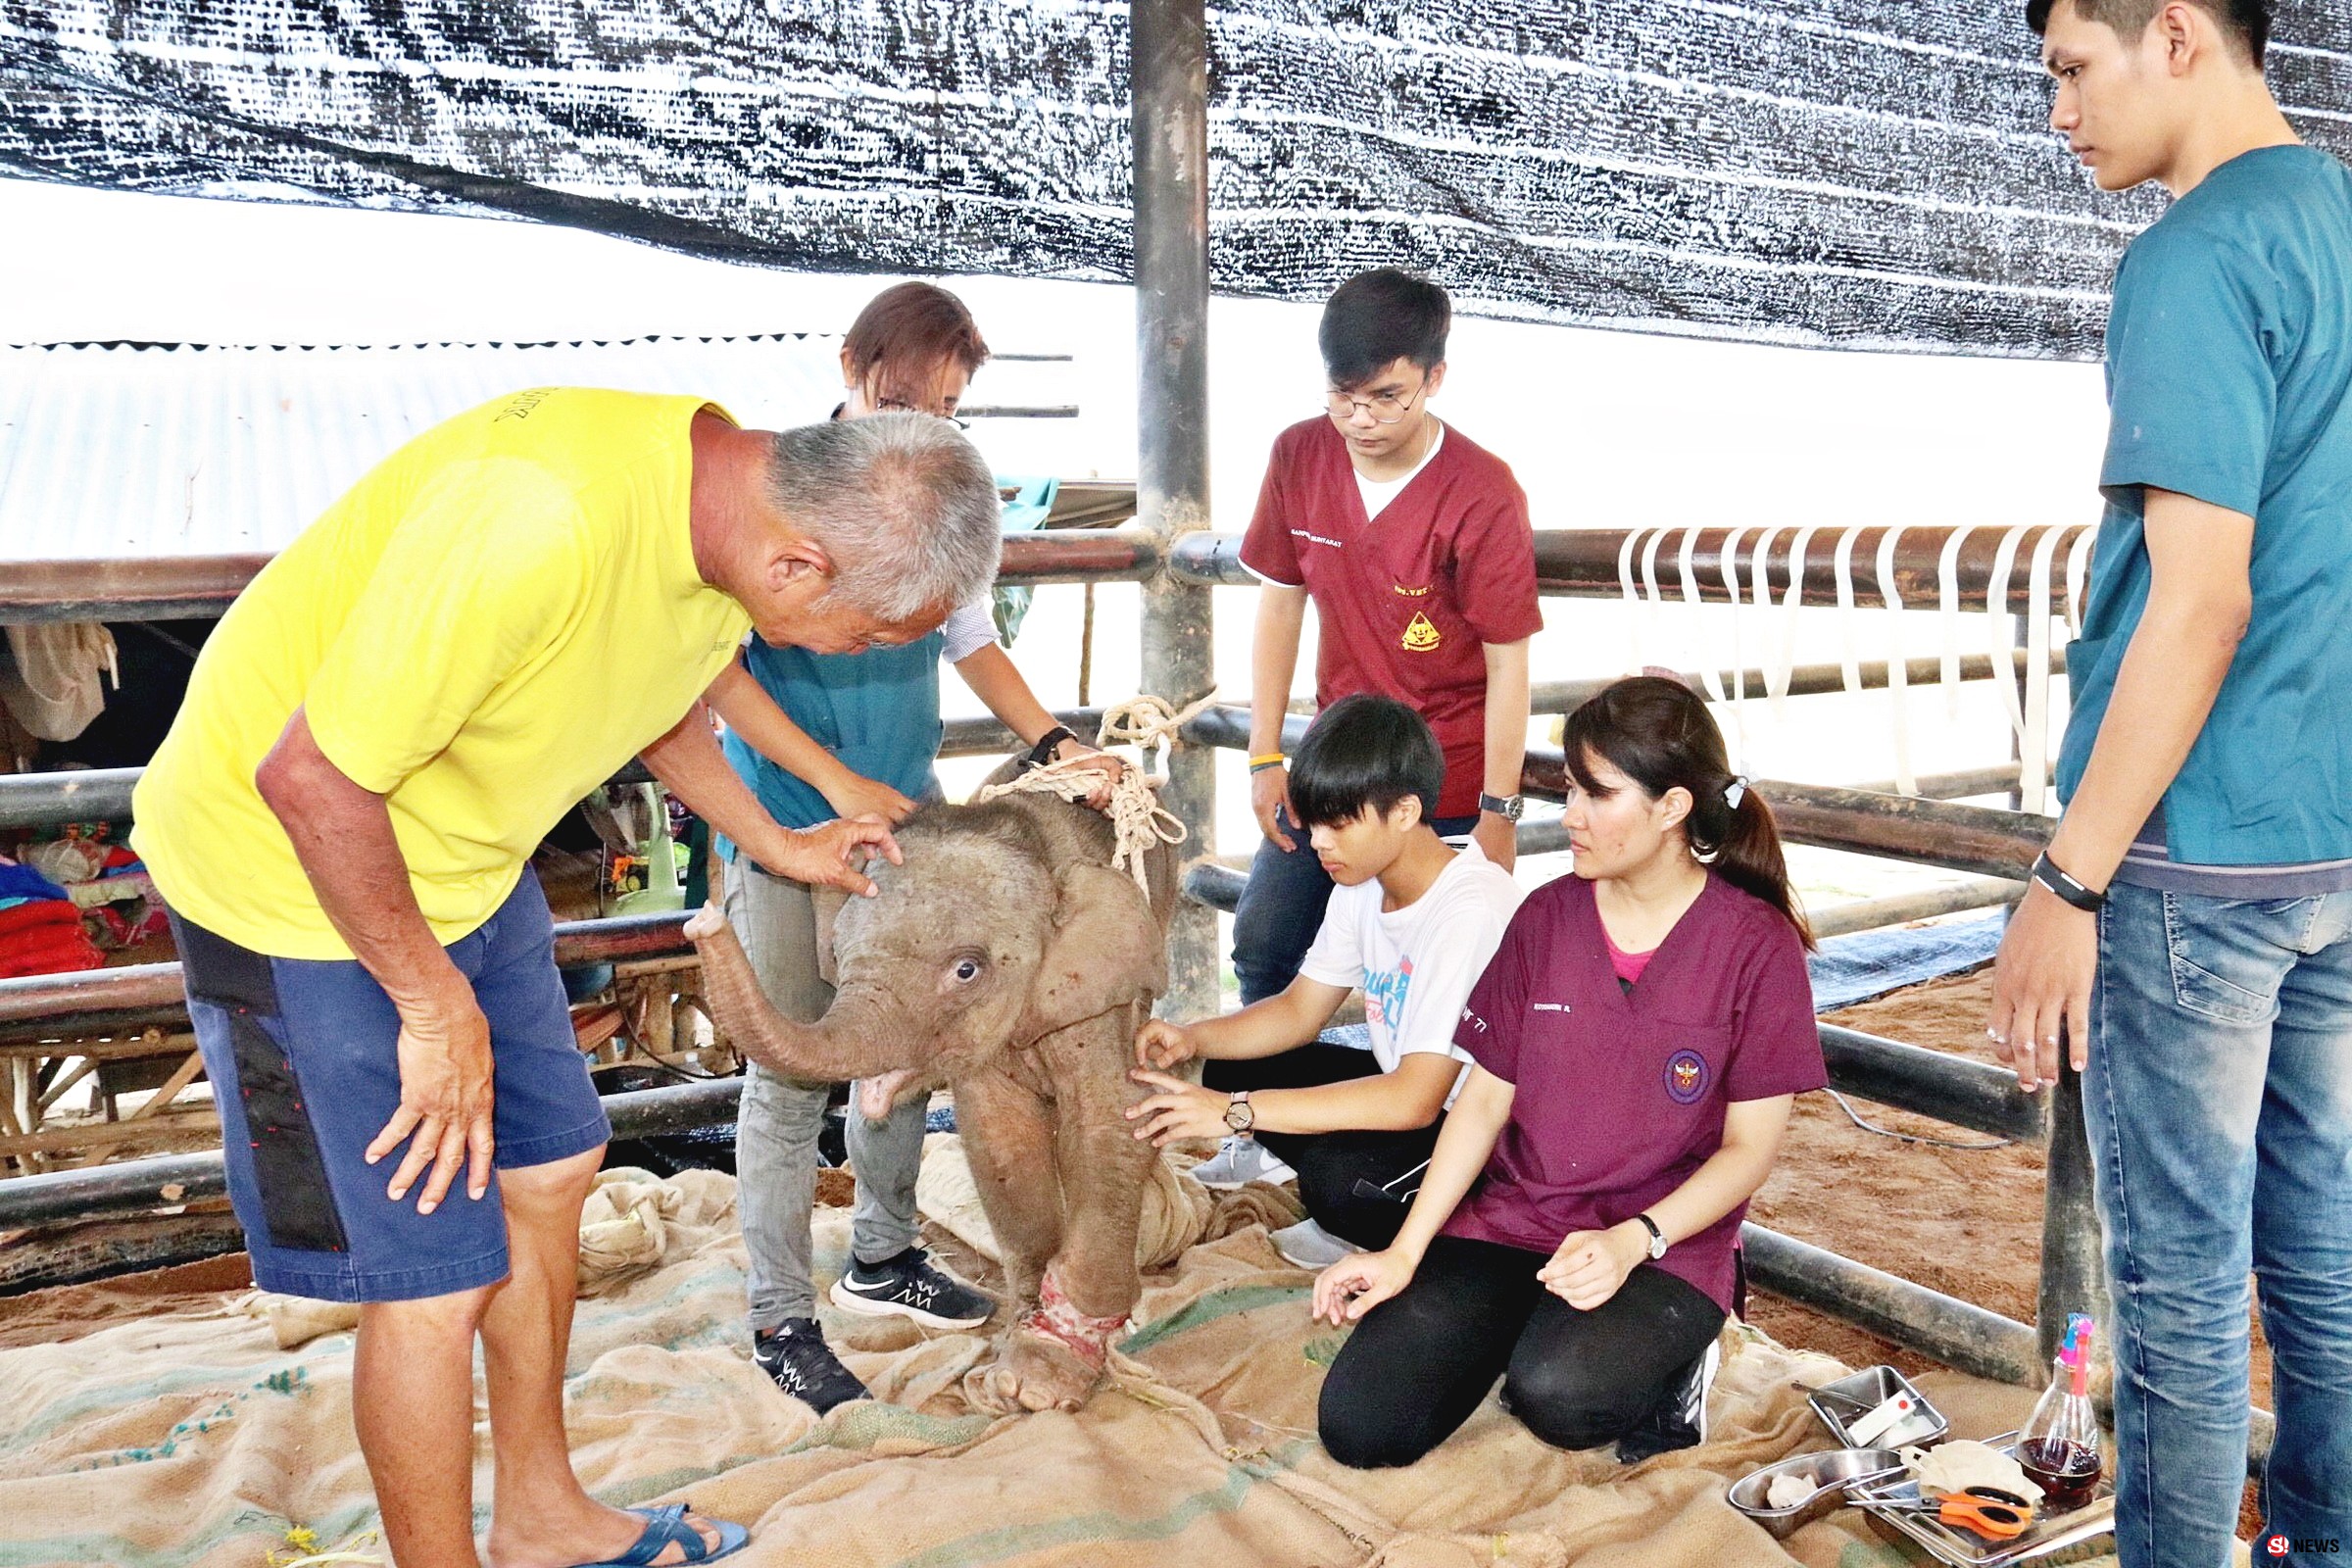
[
  {"x1": 235, "y1": 1167, "x2": 740, "y2": 1350},
  {"x1": 0, "y1": 1164, "x2": 2138, "y2": 1568}
]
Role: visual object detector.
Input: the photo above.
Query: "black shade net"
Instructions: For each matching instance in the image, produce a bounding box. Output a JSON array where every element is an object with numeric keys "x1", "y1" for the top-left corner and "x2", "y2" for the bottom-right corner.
[{"x1": 3, "y1": 0, "x2": 2348, "y2": 359}]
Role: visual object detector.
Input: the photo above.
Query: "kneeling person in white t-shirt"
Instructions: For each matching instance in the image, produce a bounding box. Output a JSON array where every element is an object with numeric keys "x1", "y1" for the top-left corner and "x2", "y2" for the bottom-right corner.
[{"x1": 1128, "y1": 694, "x2": 1525, "y2": 1268}]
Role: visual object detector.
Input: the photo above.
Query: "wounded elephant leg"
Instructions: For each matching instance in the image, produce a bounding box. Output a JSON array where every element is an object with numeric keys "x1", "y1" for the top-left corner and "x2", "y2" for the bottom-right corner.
[{"x1": 967, "y1": 1015, "x2": 1159, "y2": 1415}]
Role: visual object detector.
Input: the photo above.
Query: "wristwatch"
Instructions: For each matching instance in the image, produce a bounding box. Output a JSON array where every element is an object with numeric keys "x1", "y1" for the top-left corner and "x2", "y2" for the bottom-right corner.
[
  {"x1": 1633, "y1": 1212, "x2": 1669, "y2": 1260},
  {"x1": 1478, "y1": 792, "x2": 1525, "y2": 822},
  {"x1": 1223, "y1": 1090, "x2": 1256, "y2": 1136},
  {"x1": 1025, "y1": 724, "x2": 1078, "y2": 768}
]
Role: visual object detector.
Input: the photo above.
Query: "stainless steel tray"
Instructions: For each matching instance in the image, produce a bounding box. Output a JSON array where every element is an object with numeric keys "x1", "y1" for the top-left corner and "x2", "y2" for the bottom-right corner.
[
  {"x1": 1805, "y1": 1364, "x2": 1951, "y2": 1449},
  {"x1": 1846, "y1": 1432, "x2": 2116, "y2": 1568}
]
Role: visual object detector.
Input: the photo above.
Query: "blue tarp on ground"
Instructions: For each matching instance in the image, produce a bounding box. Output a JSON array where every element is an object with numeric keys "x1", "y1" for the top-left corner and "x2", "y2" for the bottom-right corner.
[{"x1": 1807, "y1": 910, "x2": 2003, "y2": 1012}]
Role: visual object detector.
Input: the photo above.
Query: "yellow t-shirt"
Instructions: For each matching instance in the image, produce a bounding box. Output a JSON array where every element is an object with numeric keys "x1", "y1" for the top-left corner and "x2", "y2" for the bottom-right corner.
[{"x1": 134, "y1": 388, "x2": 753, "y2": 959}]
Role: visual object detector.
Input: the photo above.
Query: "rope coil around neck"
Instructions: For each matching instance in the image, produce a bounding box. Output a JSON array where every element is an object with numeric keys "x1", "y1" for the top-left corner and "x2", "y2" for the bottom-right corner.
[{"x1": 974, "y1": 692, "x2": 1213, "y2": 900}]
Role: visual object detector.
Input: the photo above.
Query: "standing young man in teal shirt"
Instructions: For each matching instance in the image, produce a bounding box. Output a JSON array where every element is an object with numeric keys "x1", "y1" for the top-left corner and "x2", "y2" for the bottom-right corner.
[
  {"x1": 708, "y1": 283, "x2": 1123, "y2": 1412},
  {"x1": 1990, "y1": 4, "x2": 2352, "y2": 1561}
]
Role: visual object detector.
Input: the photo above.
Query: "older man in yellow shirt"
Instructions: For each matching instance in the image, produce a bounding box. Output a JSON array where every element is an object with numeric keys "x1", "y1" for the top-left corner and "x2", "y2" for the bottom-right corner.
[{"x1": 133, "y1": 388, "x2": 1001, "y2": 1568}]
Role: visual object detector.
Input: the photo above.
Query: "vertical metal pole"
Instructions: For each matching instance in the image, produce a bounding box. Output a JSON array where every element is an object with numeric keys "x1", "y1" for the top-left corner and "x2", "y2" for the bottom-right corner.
[
  {"x1": 2038, "y1": 1059, "x2": 2111, "y2": 1374},
  {"x1": 1133, "y1": 0, "x2": 1219, "y2": 1018}
]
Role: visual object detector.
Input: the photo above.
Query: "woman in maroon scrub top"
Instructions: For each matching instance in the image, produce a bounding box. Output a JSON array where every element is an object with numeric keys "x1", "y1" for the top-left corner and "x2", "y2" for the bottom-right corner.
[{"x1": 1312, "y1": 676, "x2": 1825, "y2": 1466}]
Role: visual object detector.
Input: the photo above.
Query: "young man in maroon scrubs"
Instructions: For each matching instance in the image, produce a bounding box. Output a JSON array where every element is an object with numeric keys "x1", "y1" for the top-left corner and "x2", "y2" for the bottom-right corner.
[
  {"x1": 1201, "y1": 269, "x2": 1542, "y2": 1189},
  {"x1": 1311, "y1": 677, "x2": 1825, "y2": 1465}
]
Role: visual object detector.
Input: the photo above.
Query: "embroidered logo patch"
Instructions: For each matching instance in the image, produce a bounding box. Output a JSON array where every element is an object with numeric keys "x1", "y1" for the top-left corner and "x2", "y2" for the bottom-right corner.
[
  {"x1": 1401, "y1": 612, "x2": 1441, "y2": 653},
  {"x1": 1393, "y1": 582, "x2": 1432, "y2": 598},
  {"x1": 1664, "y1": 1050, "x2": 1708, "y2": 1105}
]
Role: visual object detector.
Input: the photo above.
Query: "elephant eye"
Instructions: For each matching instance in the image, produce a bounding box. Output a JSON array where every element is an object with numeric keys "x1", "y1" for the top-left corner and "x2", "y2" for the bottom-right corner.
[{"x1": 951, "y1": 956, "x2": 984, "y2": 984}]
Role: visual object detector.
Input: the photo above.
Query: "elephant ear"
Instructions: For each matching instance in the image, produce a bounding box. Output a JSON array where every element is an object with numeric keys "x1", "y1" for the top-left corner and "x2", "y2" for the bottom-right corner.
[
  {"x1": 810, "y1": 884, "x2": 851, "y2": 986},
  {"x1": 1025, "y1": 862, "x2": 1168, "y2": 1038}
]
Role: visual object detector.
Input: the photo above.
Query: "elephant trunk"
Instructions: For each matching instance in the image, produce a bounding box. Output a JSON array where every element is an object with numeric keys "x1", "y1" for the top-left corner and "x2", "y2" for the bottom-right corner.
[{"x1": 688, "y1": 914, "x2": 917, "y2": 1084}]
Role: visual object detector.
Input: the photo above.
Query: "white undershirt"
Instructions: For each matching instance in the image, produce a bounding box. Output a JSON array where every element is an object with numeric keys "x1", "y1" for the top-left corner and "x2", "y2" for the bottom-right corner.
[
  {"x1": 1353, "y1": 421, "x2": 1446, "y2": 520},
  {"x1": 941, "y1": 598, "x2": 999, "y2": 663}
]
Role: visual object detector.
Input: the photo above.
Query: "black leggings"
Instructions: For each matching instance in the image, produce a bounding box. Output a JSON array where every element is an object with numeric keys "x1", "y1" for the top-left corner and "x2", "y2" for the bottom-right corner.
[
  {"x1": 1317, "y1": 1234, "x2": 1726, "y2": 1468},
  {"x1": 1203, "y1": 1043, "x2": 1441, "y2": 1250}
]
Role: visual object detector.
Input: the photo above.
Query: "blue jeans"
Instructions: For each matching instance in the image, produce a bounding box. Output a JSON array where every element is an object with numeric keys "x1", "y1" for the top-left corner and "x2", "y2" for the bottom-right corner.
[
  {"x1": 1228, "y1": 806, "x2": 1481, "y2": 1004},
  {"x1": 2088, "y1": 880, "x2": 2352, "y2": 1566}
]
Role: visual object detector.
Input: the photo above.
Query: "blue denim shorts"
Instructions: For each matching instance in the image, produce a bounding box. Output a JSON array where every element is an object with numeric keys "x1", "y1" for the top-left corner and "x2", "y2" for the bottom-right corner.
[{"x1": 172, "y1": 872, "x2": 611, "y2": 1303}]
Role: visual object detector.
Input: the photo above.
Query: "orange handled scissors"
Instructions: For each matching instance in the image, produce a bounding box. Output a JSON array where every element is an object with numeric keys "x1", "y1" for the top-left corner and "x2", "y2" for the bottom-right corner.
[{"x1": 1911, "y1": 1486, "x2": 2037, "y2": 1541}]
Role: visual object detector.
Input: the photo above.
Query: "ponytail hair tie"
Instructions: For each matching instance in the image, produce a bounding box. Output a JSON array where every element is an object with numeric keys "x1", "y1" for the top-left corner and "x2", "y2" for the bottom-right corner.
[{"x1": 1725, "y1": 775, "x2": 1750, "y2": 810}]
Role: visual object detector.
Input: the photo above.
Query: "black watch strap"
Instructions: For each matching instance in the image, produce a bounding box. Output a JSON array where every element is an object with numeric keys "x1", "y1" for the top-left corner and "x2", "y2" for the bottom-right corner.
[
  {"x1": 1026, "y1": 724, "x2": 1078, "y2": 767},
  {"x1": 2031, "y1": 852, "x2": 2106, "y2": 912}
]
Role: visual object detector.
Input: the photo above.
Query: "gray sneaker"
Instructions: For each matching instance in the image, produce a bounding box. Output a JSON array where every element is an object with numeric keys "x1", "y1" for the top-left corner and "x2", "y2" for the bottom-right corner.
[
  {"x1": 1188, "y1": 1135, "x2": 1297, "y2": 1190},
  {"x1": 828, "y1": 1247, "x2": 995, "y2": 1330},
  {"x1": 1269, "y1": 1218, "x2": 1362, "y2": 1269}
]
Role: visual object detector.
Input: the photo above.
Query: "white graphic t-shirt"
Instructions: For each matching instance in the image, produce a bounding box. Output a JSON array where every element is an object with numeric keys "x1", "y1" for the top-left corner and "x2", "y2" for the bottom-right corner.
[{"x1": 1298, "y1": 838, "x2": 1524, "y2": 1102}]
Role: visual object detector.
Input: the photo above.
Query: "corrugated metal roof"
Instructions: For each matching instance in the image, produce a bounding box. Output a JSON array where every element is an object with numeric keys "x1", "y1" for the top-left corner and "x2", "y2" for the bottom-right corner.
[{"x1": 0, "y1": 335, "x2": 1079, "y2": 563}]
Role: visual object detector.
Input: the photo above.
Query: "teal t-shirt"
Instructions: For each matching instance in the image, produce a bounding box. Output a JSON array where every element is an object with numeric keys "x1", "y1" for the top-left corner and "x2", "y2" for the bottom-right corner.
[
  {"x1": 717, "y1": 632, "x2": 947, "y2": 855},
  {"x1": 2057, "y1": 145, "x2": 2352, "y2": 866}
]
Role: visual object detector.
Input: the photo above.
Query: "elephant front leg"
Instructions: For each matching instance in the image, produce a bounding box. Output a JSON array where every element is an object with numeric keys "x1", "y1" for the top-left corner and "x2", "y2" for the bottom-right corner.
[
  {"x1": 975, "y1": 1059, "x2": 1157, "y2": 1415},
  {"x1": 953, "y1": 1071, "x2": 1062, "y2": 1320}
]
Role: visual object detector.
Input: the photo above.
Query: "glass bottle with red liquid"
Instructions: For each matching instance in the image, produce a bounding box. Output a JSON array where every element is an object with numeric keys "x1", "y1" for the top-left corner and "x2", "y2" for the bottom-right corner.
[{"x1": 2019, "y1": 1313, "x2": 2104, "y2": 1512}]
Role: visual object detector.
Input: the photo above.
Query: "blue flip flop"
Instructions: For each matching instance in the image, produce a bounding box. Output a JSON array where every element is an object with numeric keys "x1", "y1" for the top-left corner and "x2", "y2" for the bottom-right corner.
[{"x1": 574, "y1": 1502, "x2": 749, "y2": 1567}]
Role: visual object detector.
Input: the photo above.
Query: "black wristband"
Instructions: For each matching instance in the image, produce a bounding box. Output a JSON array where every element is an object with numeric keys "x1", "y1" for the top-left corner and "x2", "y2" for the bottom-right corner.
[
  {"x1": 2031, "y1": 852, "x2": 2105, "y2": 912},
  {"x1": 1025, "y1": 724, "x2": 1078, "y2": 767}
]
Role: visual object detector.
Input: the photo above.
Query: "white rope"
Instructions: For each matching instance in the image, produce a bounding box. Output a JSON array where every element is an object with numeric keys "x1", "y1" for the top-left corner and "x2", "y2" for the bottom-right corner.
[
  {"x1": 2064, "y1": 522, "x2": 2096, "y2": 639},
  {"x1": 1937, "y1": 523, "x2": 1983, "y2": 719},
  {"x1": 1719, "y1": 524, "x2": 1753, "y2": 767},
  {"x1": 1833, "y1": 526, "x2": 1865, "y2": 697},
  {"x1": 2020, "y1": 525, "x2": 2068, "y2": 816},
  {"x1": 1677, "y1": 527, "x2": 1728, "y2": 706},
  {"x1": 1641, "y1": 527, "x2": 1672, "y2": 672},
  {"x1": 974, "y1": 693, "x2": 1209, "y2": 899},
  {"x1": 1874, "y1": 524, "x2": 1917, "y2": 796},
  {"x1": 1769, "y1": 524, "x2": 1822, "y2": 716},
  {"x1": 1986, "y1": 522, "x2": 2034, "y2": 750},
  {"x1": 1617, "y1": 527, "x2": 1651, "y2": 672}
]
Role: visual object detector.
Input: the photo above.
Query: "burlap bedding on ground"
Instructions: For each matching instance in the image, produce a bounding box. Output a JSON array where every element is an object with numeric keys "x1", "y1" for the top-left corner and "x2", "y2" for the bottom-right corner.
[{"x1": 0, "y1": 1154, "x2": 2109, "y2": 1568}]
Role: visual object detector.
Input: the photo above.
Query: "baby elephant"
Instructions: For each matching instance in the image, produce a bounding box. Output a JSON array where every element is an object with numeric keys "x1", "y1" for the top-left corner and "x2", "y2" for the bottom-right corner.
[{"x1": 687, "y1": 786, "x2": 1176, "y2": 1412}]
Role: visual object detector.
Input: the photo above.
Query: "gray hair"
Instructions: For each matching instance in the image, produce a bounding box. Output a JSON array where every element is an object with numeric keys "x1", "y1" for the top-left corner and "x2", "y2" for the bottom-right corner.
[{"x1": 764, "y1": 413, "x2": 1003, "y2": 621}]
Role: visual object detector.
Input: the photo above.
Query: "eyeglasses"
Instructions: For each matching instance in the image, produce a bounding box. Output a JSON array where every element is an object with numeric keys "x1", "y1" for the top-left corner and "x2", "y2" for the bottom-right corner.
[
  {"x1": 875, "y1": 396, "x2": 970, "y2": 432},
  {"x1": 1323, "y1": 376, "x2": 1429, "y2": 426}
]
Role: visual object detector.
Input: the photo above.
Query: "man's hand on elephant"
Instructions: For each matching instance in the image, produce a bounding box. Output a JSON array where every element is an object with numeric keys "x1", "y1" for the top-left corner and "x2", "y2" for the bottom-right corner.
[
  {"x1": 1124, "y1": 1067, "x2": 1232, "y2": 1146},
  {"x1": 773, "y1": 816, "x2": 904, "y2": 898},
  {"x1": 821, "y1": 771, "x2": 919, "y2": 826},
  {"x1": 1313, "y1": 1247, "x2": 1416, "y2": 1324},
  {"x1": 1250, "y1": 764, "x2": 1296, "y2": 852},
  {"x1": 1133, "y1": 1019, "x2": 1198, "y2": 1071},
  {"x1": 366, "y1": 974, "x2": 495, "y2": 1215}
]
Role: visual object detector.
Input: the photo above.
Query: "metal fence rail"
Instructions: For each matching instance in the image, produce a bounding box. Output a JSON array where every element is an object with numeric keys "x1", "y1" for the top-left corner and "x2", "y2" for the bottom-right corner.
[
  {"x1": 3, "y1": 521, "x2": 2088, "y2": 624},
  {"x1": 0, "y1": 517, "x2": 2123, "y2": 1428}
]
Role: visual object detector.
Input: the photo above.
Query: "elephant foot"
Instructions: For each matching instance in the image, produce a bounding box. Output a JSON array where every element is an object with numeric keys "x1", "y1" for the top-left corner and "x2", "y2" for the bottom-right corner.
[{"x1": 963, "y1": 1268, "x2": 1128, "y2": 1414}]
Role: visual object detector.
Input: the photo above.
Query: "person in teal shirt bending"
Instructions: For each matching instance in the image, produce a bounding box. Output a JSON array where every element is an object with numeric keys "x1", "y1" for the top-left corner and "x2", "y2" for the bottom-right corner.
[
  {"x1": 706, "y1": 282, "x2": 1122, "y2": 1411},
  {"x1": 1991, "y1": 5, "x2": 2352, "y2": 1564}
]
